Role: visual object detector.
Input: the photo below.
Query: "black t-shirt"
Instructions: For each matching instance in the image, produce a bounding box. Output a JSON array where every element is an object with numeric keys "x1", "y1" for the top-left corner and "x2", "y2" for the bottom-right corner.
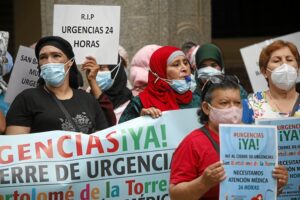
[{"x1": 6, "y1": 87, "x2": 108, "y2": 134}]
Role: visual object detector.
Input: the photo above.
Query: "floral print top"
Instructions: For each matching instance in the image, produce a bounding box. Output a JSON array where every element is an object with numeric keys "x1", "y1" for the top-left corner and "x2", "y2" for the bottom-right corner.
[{"x1": 242, "y1": 91, "x2": 300, "y2": 124}]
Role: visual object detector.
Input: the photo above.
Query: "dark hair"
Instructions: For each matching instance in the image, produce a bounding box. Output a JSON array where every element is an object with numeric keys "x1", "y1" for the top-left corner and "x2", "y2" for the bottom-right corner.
[
  {"x1": 35, "y1": 36, "x2": 83, "y2": 89},
  {"x1": 181, "y1": 41, "x2": 197, "y2": 54},
  {"x1": 104, "y1": 54, "x2": 132, "y2": 108},
  {"x1": 197, "y1": 75, "x2": 240, "y2": 124}
]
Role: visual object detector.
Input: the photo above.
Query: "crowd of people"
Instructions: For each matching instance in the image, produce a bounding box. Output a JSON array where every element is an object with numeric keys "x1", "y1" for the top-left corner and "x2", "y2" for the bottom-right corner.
[{"x1": 0, "y1": 34, "x2": 297, "y2": 199}]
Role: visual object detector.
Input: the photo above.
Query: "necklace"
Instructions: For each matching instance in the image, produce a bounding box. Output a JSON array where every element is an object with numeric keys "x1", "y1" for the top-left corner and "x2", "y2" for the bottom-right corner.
[{"x1": 267, "y1": 90, "x2": 298, "y2": 114}]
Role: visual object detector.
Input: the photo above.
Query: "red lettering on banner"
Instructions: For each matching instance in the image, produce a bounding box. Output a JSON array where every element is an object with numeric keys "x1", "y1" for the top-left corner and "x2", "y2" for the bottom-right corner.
[
  {"x1": 126, "y1": 179, "x2": 135, "y2": 195},
  {"x1": 35, "y1": 139, "x2": 53, "y2": 159},
  {"x1": 57, "y1": 135, "x2": 73, "y2": 158},
  {"x1": 18, "y1": 143, "x2": 31, "y2": 161},
  {"x1": 0, "y1": 146, "x2": 13, "y2": 164},
  {"x1": 86, "y1": 135, "x2": 104, "y2": 154},
  {"x1": 0, "y1": 130, "x2": 121, "y2": 164},
  {"x1": 76, "y1": 134, "x2": 83, "y2": 156},
  {"x1": 106, "y1": 131, "x2": 119, "y2": 153}
]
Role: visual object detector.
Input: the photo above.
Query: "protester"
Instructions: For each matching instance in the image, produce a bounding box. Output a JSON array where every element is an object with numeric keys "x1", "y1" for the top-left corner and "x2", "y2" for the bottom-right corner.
[
  {"x1": 118, "y1": 45, "x2": 132, "y2": 89},
  {"x1": 83, "y1": 54, "x2": 132, "y2": 123},
  {"x1": 119, "y1": 46, "x2": 200, "y2": 123},
  {"x1": 82, "y1": 56, "x2": 117, "y2": 126},
  {"x1": 243, "y1": 40, "x2": 300, "y2": 123},
  {"x1": 0, "y1": 51, "x2": 13, "y2": 115},
  {"x1": 129, "y1": 44, "x2": 161, "y2": 96},
  {"x1": 5, "y1": 36, "x2": 108, "y2": 134},
  {"x1": 0, "y1": 51, "x2": 13, "y2": 134},
  {"x1": 181, "y1": 41, "x2": 197, "y2": 55},
  {"x1": 169, "y1": 75, "x2": 288, "y2": 199},
  {"x1": 194, "y1": 43, "x2": 248, "y2": 100},
  {"x1": 181, "y1": 41, "x2": 199, "y2": 71}
]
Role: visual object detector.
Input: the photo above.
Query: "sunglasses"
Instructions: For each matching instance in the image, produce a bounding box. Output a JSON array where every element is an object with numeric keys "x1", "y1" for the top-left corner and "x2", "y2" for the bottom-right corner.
[{"x1": 201, "y1": 75, "x2": 240, "y2": 101}]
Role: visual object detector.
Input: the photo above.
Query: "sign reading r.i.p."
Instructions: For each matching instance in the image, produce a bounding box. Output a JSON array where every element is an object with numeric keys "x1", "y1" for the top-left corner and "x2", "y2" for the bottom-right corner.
[
  {"x1": 81, "y1": 14, "x2": 94, "y2": 20},
  {"x1": 53, "y1": 5, "x2": 120, "y2": 65}
]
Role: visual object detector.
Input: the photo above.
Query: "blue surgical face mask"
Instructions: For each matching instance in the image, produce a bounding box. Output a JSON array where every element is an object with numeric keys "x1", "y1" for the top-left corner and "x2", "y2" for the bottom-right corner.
[
  {"x1": 96, "y1": 71, "x2": 114, "y2": 91},
  {"x1": 40, "y1": 58, "x2": 74, "y2": 87},
  {"x1": 96, "y1": 61, "x2": 121, "y2": 91},
  {"x1": 169, "y1": 77, "x2": 191, "y2": 94},
  {"x1": 149, "y1": 69, "x2": 191, "y2": 94}
]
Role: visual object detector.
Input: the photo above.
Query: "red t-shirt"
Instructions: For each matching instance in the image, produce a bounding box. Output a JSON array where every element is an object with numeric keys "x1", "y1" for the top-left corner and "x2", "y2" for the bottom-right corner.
[{"x1": 170, "y1": 125, "x2": 220, "y2": 200}]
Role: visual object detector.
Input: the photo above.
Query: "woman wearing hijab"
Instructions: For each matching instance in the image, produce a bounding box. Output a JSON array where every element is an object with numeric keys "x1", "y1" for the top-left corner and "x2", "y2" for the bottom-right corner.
[
  {"x1": 119, "y1": 46, "x2": 200, "y2": 123},
  {"x1": 194, "y1": 43, "x2": 248, "y2": 100},
  {"x1": 83, "y1": 54, "x2": 132, "y2": 123},
  {"x1": 5, "y1": 36, "x2": 108, "y2": 134}
]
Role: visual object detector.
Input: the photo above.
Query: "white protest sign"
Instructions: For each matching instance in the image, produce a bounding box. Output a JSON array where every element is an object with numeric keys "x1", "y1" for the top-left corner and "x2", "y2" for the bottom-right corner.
[
  {"x1": 240, "y1": 31, "x2": 300, "y2": 92},
  {"x1": 4, "y1": 46, "x2": 39, "y2": 103},
  {"x1": 53, "y1": 5, "x2": 120, "y2": 64}
]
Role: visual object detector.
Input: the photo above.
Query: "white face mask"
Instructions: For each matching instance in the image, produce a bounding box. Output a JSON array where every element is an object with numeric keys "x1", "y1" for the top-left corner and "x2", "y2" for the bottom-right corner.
[
  {"x1": 197, "y1": 66, "x2": 222, "y2": 80},
  {"x1": 267, "y1": 63, "x2": 297, "y2": 91}
]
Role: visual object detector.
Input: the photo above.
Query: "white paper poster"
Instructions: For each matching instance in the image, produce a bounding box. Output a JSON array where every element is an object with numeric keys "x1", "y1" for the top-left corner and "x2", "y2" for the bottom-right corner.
[
  {"x1": 240, "y1": 31, "x2": 300, "y2": 92},
  {"x1": 53, "y1": 5, "x2": 120, "y2": 64},
  {"x1": 4, "y1": 46, "x2": 39, "y2": 103}
]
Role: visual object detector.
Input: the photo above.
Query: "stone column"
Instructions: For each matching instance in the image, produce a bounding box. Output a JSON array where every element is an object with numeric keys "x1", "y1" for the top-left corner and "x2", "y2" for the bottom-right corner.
[{"x1": 40, "y1": 0, "x2": 211, "y2": 60}]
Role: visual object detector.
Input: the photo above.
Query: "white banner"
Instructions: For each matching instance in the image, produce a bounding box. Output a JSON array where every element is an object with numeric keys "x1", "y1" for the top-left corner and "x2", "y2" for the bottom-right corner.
[
  {"x1": 0, "y1": 108, "x2": 199, "y2": 200},
  {"x1": 4, "y1": 46, "x2": 39, "y2": 104},
  {"x1": 240, "y1": 31, "x2": 300, "y2": 92},
  {"x1": 53, "y1": 5, "x2": 121, "y2": 65}
]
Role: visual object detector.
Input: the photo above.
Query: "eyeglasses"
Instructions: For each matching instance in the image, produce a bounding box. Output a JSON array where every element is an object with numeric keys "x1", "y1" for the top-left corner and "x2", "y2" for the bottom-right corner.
[{"x1": 201, "y1": 75, "x2": 240, "y2": 101}]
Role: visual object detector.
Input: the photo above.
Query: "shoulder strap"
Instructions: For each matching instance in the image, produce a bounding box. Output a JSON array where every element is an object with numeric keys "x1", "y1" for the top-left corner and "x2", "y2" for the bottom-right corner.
[
  {"x1": 200, "y1": 126, "x2": 219, "y2": 154},
  {"x1": 44, "y1": 87, "x2": 80, "y2": 132},
  {"x1": 290, "y1": 93, "x2": 300, "y2": 117}
]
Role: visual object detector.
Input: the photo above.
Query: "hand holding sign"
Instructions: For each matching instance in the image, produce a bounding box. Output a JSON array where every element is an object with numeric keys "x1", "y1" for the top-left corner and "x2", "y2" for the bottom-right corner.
[
  {"x1": 82, "y1": 56, "x2": 99, "y2": 81},
  {"x1": 201, "y1": 161, "x2": 226, "y2": 188}
]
